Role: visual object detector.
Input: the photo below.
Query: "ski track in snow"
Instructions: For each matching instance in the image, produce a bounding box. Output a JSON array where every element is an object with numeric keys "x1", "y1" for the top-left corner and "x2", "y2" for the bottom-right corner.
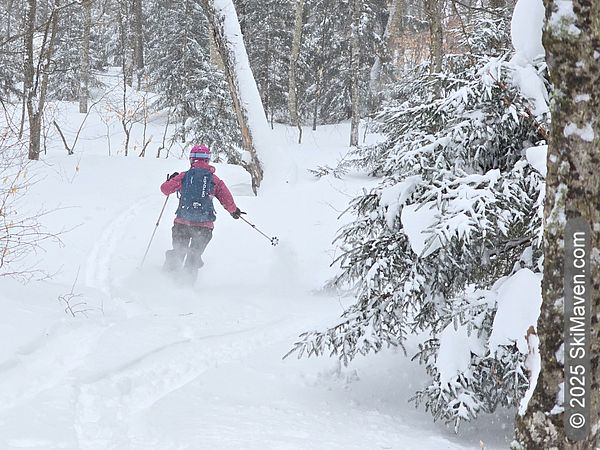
[
  {"x1": 84, "y1": 195, "x2": 153, "y2": 296},
  {"x1": 70, "y1": 190, "x2": 297, "y2": 449},
  {"x1": 0, "y1": 322, "x2": 104, "y2": 415},
  {"x1": 0, "y1": 120, "x2": 513, "y2": 448},
  {"x1": 74, "y1": 321, "x2": 292, "y2": 450}
]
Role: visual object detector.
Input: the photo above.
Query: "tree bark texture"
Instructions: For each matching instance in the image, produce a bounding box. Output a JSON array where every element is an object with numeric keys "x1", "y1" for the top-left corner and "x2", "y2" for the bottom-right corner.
[{"x1": 513, "y1": 1, "x2": 600, "y2": 449}]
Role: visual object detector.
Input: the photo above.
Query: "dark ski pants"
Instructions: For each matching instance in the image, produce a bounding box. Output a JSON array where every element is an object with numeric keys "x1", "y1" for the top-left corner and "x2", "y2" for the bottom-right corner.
[{"x1": 163, "y1": 223, "x2": 213, "y2": 277}]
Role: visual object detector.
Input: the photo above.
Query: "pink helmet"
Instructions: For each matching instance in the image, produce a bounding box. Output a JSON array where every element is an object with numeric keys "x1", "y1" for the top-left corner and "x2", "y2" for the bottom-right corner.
[{"x1": 190, "y1": 145, "x2": 211, "y2": 160}]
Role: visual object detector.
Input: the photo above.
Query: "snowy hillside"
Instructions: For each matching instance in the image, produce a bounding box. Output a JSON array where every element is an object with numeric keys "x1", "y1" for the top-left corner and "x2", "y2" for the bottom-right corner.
[{"x1": 0, "y1": 95, "x2": 514, "y2": 449}]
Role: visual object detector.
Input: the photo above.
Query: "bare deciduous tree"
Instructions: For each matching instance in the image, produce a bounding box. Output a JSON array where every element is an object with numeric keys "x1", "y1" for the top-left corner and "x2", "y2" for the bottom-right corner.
[
  {"x1": 0, "y1": 135, "x2": 60, "y2": 280},
  {"x1": 23, "y1": 0, "x2": 61, "y2": 160}
]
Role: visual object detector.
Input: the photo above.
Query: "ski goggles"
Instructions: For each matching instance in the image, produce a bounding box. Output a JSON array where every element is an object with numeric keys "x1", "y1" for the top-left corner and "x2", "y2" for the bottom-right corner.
[{"x1": 190, "y1": 152, "x2": 210, "y2": 159}]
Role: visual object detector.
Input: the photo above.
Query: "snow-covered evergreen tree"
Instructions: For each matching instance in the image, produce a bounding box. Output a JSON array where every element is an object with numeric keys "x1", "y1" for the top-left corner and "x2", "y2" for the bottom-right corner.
[
  {"x1": 145, "y1": 0, "x2": 242, "y2": 163},
  {"x1": 300, "y1": 0, "x2": 384, "y2": 125},
  {"x1": 235, "y1": 0, "x2": 384, "y2": 127},
  {"x1": 289, "y1": 16, "x2": 549, "y2": 430}
]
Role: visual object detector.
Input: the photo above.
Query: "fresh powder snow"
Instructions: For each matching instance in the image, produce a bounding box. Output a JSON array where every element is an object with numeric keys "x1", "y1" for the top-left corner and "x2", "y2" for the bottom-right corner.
[{"x1": 0, "y1": 82, "x2": 514, "y2": 449}]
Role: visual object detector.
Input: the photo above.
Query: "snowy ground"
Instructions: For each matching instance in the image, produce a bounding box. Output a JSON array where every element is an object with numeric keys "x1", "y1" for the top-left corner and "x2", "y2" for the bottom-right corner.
[{"x1": 0, "y1": 88, "x2": 514, "y2": 449}]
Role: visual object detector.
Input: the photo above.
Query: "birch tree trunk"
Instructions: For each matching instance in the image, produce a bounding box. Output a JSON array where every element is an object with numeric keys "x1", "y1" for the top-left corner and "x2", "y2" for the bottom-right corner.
[
  {"x1": 79, "y1": 0, "x2": 92, "y2": 114},
  {"x1": 23, "y1": 0, "x2": 61, "y2": 160},
  {"x1": 200, "y1": 0, "x2": 267, "y2": 193},
  {"x1": 512, "y1": 1, "x2": 600, "y2": 448},
  {"x1": 349, "y1": 0, "x2": 361, "y2": 147},
  {"x1": 288, "y1": 0, "x2": 304, "y2": 144}
]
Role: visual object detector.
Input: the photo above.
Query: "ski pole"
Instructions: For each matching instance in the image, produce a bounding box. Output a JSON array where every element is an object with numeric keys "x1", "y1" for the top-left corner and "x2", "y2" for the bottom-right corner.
[
  {"x1": 140, "y1": 194, "x2": 170, "y2": 268},
  {"x1": 240, "y1": 216, "x2": 279, "y2": 246}
]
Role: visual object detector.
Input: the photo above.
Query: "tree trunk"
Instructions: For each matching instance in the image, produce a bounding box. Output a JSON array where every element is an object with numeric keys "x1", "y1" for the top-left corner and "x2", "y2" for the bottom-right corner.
[
  {"x1": 349, "y1": 0, "x2": 361, "y2": 147},
  {"x1": 119, "y1": 2, "x2": 130, "y2": 156},
  {"x1": 312, "y1": 66, "x2": 323, "y2": 131},
  {"x1": 208, "y1": 23, "x2": 224, "y2": 70},
  {"x1": 369, "y1": 0, "x2": 400, "y2": 94},
  {"x1": 23, "y1": 0, "x2": 36, "y2": 145},
  {"x1": 200, "y1": 0, "x2": 268, "y2": 193},
  {"x1": 6, "y1": 0, "x2": 14, "y2": 40},
  {"x1": 118, "y1": 1, "x2": 133, "y2": 87},
  {"x1": 312, "y1": 1, "x2": 331, "y2": 131},
  {"x1": 288, "y1": 0, "x2": 304, "y2": 143},
  {"x1": 424, "y1": 0, "x2": 443, "y2": 73},
  {"x1": 133, "y1": 0, "x2": 144, "y2": 88},
  {"x1": 512, "y1": 1, "x2": 600, "y2": 449},
  {"x1": 79, "y1": 0, "x2": 92, "y2": 114},
  {"x1": 24, "y1": 0, "x2": 61, "y2": 160},
  {"x1": 261, "y1": 29, "x2": 272, "y2": 129}
]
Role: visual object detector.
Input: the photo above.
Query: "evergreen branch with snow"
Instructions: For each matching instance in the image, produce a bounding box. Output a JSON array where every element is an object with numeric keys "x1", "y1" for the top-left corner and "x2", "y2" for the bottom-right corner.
[{"x1": 289, "y1": 16, "x2": 549, "y2": 430}]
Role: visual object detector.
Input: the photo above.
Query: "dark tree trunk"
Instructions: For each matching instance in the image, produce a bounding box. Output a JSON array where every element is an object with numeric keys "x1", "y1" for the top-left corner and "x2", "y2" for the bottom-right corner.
[
  {"x1": 133, "y1": 0, "x2": 144, "y2": 88},
  {"x1": 512, "y1": 1, "x2": 600, "y2": 448},
  {"x1": 369, "y1": 0, "x2": 400, "y2": 95},
  {"x1": 424, "y1": 0, "x2": 443, "y2": 73},
  {"x1": 24, "y1": 0, "x2": 60, "y2": 160}
]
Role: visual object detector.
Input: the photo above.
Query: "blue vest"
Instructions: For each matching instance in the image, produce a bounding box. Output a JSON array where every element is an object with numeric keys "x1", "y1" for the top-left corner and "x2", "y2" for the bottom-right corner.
[{"x1": 176, "y1": 168, "x2": 216, "y2": 222}]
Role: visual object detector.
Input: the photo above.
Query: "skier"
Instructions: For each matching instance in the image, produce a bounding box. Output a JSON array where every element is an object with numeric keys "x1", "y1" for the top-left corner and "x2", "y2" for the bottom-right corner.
[{"x1": 160, "y1": 145, "x2": 244, "y2": 284}]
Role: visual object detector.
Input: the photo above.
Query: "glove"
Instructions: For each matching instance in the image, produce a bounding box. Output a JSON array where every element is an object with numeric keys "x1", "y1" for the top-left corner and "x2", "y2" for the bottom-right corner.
[
  {"x1": 167, "y1": 172, "x2": 179, "y2": 180},
  {"x1": 231, "y1": 207, "x2": 245, "y2": 219}
]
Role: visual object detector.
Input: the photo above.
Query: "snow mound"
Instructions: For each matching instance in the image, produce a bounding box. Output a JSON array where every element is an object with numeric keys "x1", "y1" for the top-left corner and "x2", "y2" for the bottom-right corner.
[
  {"x1": 525, "y1": 145, "x2": 547, "y2": 177},
  {"x1": 401, "y1": 201, "x2": 442, "y2": 257},
  {"x1": 437, "y1": 323, "x2": 485, "y2": 385},
  {"x1": 511, "y1": 0, "x2": 545, "y2": 63},
  {"x1": 488, "y1": 268, "x2": 542, "y2": 354}
]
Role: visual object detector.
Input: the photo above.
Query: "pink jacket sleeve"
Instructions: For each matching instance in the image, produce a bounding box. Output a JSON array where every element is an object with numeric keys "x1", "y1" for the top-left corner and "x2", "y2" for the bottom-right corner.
[
  {"x1": 160, "y1": 172, "x2": 185, "y2": 195},
  {"x1": 213, "y1": 175, "x2": 237, "y2": 213}
]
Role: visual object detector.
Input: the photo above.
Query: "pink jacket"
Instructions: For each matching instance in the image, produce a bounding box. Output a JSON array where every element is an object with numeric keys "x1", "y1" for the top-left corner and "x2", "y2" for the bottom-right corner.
[{"x1": 160, "y1": 160, "x2": 238, "y2": 228}]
